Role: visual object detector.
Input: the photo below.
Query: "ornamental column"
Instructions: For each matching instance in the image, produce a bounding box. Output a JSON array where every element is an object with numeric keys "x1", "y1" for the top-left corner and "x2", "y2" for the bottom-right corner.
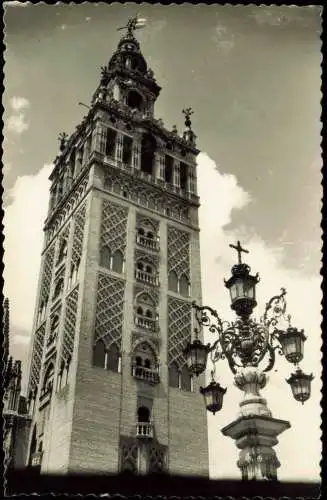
[{"x1": 221, "y1": 366, "x2": 290, "y2": 480}]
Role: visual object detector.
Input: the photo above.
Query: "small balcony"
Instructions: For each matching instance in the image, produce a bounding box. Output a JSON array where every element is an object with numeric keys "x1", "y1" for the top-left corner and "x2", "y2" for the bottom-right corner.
[
  {"x1": 132, "y1": 365, "x2": 160, "y2": 385},
  {"x1": 135, "y1": 269, "x2": 159, "y2": 286},
  {"x1": 31, "y1": 451, "x2": 43, "y2": 467},
  {"x1": 134, "y1": 314, "x2": 158, "y2": 332},
  {"x1": 136, "y1": 422, "x2": 153, "y2": 439},
  {"x1": 136, "y1": 234, "x2": 159, "y2": 251}
]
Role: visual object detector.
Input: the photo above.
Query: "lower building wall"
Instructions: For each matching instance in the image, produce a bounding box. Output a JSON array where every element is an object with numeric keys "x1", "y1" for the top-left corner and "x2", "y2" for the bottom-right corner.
[
  {"x1": 68, "y1": 365, "x2": 122, "y2": 473},
  {"x1": 13, "y1": 419, "x2": 31, "y2": 468},
  {"x1": 168, "y1": 382, "x2": 209, "y2": 477},
  {"x1": 41, "y1": 385, "x2": 74, "y2": 474}
]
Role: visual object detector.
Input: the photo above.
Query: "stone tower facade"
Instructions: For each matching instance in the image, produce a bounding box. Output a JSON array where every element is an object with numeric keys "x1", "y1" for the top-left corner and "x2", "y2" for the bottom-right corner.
[{"x1": 24, "y1": 22, "x2": 209, "y2": 476}]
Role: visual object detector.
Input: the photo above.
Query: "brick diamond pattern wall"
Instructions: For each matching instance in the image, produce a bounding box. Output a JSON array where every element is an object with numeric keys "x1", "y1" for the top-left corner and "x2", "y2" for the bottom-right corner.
[
  {"x1": 100, "y1": 200, "x2": 128, "y2": 254},
  {"x1": 167, "y1": 227, "x2": 190, "y2": 279},
  {"x1": 40, "y1": 245, "x2": 55, "y2": 302},
  {"x1": 61, "y1": 287, "x2": 79, "y2": 362},
  {"x1": 94, "y1": 273, "x2": 125, "y2": 348},
  {"x1": 168, "y1": 298, "x2": 192, "y2": 367},
  {"x1": 72, "y1": 203, "x2": 86, "y2": 266},
  {"x1": 28, "y1": 325, "x2": 46, "y2": 392}
]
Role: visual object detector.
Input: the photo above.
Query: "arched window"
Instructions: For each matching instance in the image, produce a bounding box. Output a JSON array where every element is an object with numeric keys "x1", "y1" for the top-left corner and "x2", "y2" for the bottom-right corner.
[
  {"x1": 147, "y1": 231, "x2": 154, "y2": 239},
  {"x1": 112, "y1": 250, "x2": 124, "y2": 274},
  {"x1": 141, "y1": 134, "x2": 156, "y2": 175},
  {"x1": 57, "y1": 238, "x2": 68, "y2": 264},
  {"x1": 138, "y1": 228, "x2": 145, "y2": 236},
  {"x1": 100, "y1": 246, "x2": 111, "y2": 269},
  {"x1": 48, "y1": 315, "x2": 59, "y2": 345},
  {"x1": 92, "y1": 340, "x2": 106, "y2": 368},
  {"x1": 179, "y1": 274, "x2": 190, "y2": 297},
  {"x1": 145, "y1": 309, "x2": 152, "y2": 318},
  {"x1": 136, "y1": 306, "x2": 143, "y2": 316},
  {"x1": 53, "y1": 278, "x2": 64, "y2": 300},
  {"x1": 135, "y1": 356, "x2": 142, "y2": 366},
  {"x1": 106, "y1": 343, "x2": 120, "y2": 372},
  {"x1": 180, "y1": 365, "x2": 192, "y2": 392},
  {"x1": 43, "y1": 363, "x2": 55, "y2": 393},
  {"x1": 127, "y1": 90, "x2": 143, "y2": 111},
  {"x1": 137, "y1": 406, "x2": 150, "y2": 423},
  {"x1": 168, "y1": 271, "x2": 178, "y2": 293},
  {"x1": 145, "y1": 265, "x2": 152, "y2": 274},
  {"x1": 137, "y1": 262, "x2": 144, "y2": 271},
  {"x1": 169, "y1": 362, "x2": 180, "y2": 388}
]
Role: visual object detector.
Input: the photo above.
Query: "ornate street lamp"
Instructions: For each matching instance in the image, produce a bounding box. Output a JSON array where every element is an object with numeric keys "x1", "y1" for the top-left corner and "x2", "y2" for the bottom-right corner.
[{"x1": 184, "y1": 241, "x2": 314, "y2": 481}]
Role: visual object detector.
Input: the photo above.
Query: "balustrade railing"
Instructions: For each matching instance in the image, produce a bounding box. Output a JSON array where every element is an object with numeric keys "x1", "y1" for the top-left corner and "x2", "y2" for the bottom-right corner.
[
  {"x1": 134, "y1": 314, "x2": 158, "y2": 332},
  {"x1": 136, "y1": 234, "x2": 160, "y2": 251},
  {"x1": 135, "y1": 269, "x2": 159, "y2": 286},
  {"x1": 136, "y1": 422, "x2": 153, "y2": 438},
  {"x1": 131, "y1": 365, "x2": 160, "y2": 384}
]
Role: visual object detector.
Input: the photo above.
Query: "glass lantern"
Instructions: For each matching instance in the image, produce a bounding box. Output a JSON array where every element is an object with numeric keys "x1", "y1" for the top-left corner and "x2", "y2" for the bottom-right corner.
[
  {"x1": 200, "y1": 380, "x2": 227, "y2": 415},
  {"x1": 184, "y1": 339, "x2": 210, "y2": 376},
  {"x1": 278, "y1": 327, "x2": 307, "y2": 364},
  {"x1": 286, "y1": 368, "x2": 314, "y2": 404},
  {"x1": 224, "y1": 264, "x2": 259, "y2": 317}
]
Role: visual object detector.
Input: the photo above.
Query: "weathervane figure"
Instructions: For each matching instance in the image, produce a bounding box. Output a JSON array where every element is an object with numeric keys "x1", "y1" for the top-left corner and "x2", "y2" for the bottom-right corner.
[
  {"x1": 229, "y1": 240, "x2": 249, "y2": 265},
  {"x1": 182, "y1": 107, "x2": 194, "y2": 128},
  {"x1": 117, "y1": 15, "x2": 147, "y2": 37}
]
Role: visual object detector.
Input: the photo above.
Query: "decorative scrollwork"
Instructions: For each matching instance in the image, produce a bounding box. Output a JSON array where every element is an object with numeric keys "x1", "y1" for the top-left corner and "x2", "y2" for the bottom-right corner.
[{"x1": 192, "y1": 285, "x2": 292, "y2": 375}]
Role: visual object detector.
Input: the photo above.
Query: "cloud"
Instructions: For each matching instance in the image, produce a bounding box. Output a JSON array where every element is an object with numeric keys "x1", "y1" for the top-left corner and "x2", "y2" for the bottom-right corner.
[
  {"x1": 7, "y1": 113, "x2": 29, "y2": 134},
  {"x1": 212, "y1": 24, "x2": 236, "y2": 54},
  {"x1": 249, "y1": 5, "x2": 322, "y2": 29},
  {"x1": 85, "y1": 17, "x2": 92, "y2": 22},
  {"x1": 3, "y1": 164, "x2": 52, "y2": 334},
  {"x1": 10, "y1": 96, "x2": 30, "y2": 111},
  {"x1": 197, "y1": 153, "x2": 321, "y2": 482},
  {"x1": 7, "y1": 96, "x2": 30, "y2": 135},
  {"x1": 4, "y1": 1, "x2": 30, "y2": 7}
]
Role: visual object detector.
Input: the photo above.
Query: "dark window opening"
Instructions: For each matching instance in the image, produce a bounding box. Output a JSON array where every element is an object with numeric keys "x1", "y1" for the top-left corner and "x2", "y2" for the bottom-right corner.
[
  {"x1": 141, "y1": 134, "x2": 156, "y2": 175},
  {"x1": 100, "y1": 246, "x2": 111, "y2": 269},
  {"x1": 137, "y1": 262, "x2": 144, "y2": 271},
  {"x1": 138, "y1": 406, "x2": 150, "y2": 423},
  {"x1": 168, "y1": 271, "x2": 178, "y2": 293},
  {"x1": 53, "y1": 279, "x2": 64, "y2": 300},
  {"x1": 144, "y1": 358, "x2": 151, "y2": 369},
  {"x1": 180, "y1": 162, "x2": 188, "y2": 190},
  {"x1": 127, "y1": 90, "x2": 143, "y2": 111},
  {"x1": 105, "y1": 128, "x2": 117, "y2": 157},
  {"x1": 122, "y1": 135, "x2": 133, "y2": 165},
  {"x1": 135, "y1": 356, "x2": 142, "y2": 366},
  {"x1": 92, "y1": 340, "x2": 106, "y2": 368},
  {"x1": 137, "y1": 306, "x2": 143, "y2": 315},
  {"x1": 165, "y1": 155, "x2": 174, "y2": 184},
  {"x1": 112, "y1": 250, "x2": 124, "y2": 273},
  {"x1": 169, "y1": 363, "x2": 179, "y2": 388},
  {"x1": 147, "y1": 231, "x2": 153, "y2": 239},
  {"x1": 145, "y1": 309, "x2": 152, "y2": 318},
  {"x1": 28, "y1": 426, "x2": 37, "y2": 466},
  {"x1": 138, "y1": 228, "x2": 145, "y2": 236},
  {"x1": 179, "y1": 274, "x2": 189, "y2": 297},
  {"x1": 181, "y1": 365, "x2": 192, "y2": 392},
  {"x1": 145, "y1": 265, "x2": 152, "y2": 274},
  {"x1": 166, "y1": 142, "x2": 173, "y2": 151},
  {"x1": 107, "y1": 343, "x2": 120, "y2": 372}
]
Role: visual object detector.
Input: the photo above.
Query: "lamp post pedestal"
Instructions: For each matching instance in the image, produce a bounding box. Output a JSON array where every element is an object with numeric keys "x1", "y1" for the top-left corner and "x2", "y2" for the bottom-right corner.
[{"x1": 221, "y1": 367, "x2": 291, "y2": 480}]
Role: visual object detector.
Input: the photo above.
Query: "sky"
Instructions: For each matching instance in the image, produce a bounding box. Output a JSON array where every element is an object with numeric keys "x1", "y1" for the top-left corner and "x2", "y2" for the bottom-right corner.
[{"x1": 3, "y1": 3, "x2": 322, "y2": 482}]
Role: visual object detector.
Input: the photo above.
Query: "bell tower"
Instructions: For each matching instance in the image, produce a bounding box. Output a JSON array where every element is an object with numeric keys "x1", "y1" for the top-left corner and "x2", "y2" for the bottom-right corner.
[{"x1": 24, "y1": 17, "x2": 209, "y2": 476}]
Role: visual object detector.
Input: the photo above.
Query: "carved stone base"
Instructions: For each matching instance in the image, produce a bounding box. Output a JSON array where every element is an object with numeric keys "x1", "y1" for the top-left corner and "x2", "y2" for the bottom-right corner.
[
  {"x1": 222, "y1": 367, "x2": 290, "y2": 480},
  {"x1": 221, "y1": 415, "x2": 290, "y2": 480}
]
